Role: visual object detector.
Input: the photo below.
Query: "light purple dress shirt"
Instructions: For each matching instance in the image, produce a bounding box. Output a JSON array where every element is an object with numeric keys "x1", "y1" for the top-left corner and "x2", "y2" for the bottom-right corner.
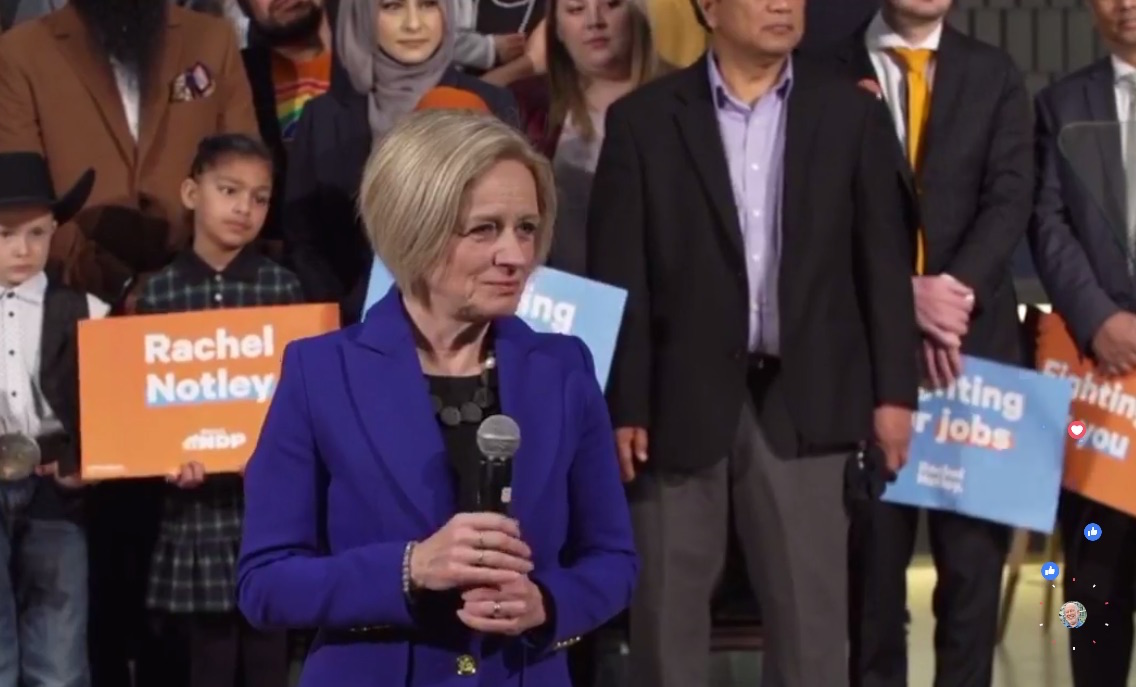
[{"x1": 707, "y1": 55, "x2": 793, "y2": 355}]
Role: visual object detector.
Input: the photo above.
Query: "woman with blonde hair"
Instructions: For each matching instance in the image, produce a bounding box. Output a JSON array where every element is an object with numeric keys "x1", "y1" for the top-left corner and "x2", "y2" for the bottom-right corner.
[{"x1": 237, "y1": 109, "x2": 637, "y2": 687}]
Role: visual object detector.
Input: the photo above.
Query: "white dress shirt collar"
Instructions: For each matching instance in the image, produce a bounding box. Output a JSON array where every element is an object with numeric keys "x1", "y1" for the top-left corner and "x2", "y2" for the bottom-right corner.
[
  {"x1": 0, "y1": 271, "x2": 48, "y2": 306},
  {"x1": 1112, "y1": 54, "x2": 1136, "y2": 85}
]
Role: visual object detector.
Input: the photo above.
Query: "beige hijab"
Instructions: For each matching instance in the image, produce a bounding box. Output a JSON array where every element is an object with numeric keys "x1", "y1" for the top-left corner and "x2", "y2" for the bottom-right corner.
[{"x1": 336, "y1": 0, "x2": 457, "y2": 138}]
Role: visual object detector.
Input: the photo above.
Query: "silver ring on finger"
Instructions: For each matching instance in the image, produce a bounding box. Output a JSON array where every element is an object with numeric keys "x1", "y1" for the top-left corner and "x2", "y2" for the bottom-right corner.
[
  {"x1": 478, "y1": 532, "x2": 485, "y2": 550},
  {"x1": 477, "y1": 549, "x2": 486, "y2": 566},
  {"x1": 492, "y1": 601, "x2": 501, "y2": 618}
]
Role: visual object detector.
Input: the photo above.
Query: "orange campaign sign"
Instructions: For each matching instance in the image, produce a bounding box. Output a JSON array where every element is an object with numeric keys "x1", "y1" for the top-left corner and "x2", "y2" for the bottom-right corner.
[
  {"x1": 78, "y1": 304, "x2": 338, "y2": 480},
  {"x1": 1036, "y1": 312, "x2": 1136, "y2": 517}
]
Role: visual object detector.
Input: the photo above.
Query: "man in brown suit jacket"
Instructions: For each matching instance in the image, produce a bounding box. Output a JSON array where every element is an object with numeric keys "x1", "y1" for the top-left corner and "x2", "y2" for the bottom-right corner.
[
  {"x1": 0, "y1": 0, "x2": 258, "y2": 304},
  {"x1": 0, "y1": 4, "x2": 257, "y2": 687}
]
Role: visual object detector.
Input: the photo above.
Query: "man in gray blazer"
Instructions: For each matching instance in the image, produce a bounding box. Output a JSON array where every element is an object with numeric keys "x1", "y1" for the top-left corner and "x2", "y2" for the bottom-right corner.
[{"x1": 1027, "y1": 1, "x2": 1136, "y2": 684}]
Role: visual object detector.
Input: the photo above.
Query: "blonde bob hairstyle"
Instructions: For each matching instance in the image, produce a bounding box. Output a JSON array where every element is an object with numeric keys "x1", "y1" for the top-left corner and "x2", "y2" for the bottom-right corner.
[{"x1": 358, "y1": 110, "x2": 558, "y2": 295}]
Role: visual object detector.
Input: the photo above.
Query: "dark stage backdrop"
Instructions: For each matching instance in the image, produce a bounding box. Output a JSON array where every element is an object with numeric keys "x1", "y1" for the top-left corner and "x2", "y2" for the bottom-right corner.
[{"x1": 800, "y1": 0, "x2": 877, "y2": 51}]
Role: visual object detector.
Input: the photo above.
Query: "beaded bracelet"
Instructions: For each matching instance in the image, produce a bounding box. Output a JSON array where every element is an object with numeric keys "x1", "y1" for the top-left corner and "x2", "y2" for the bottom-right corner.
[{"x1": 401, "y1": 541, "x2": 418, "y2": 599}]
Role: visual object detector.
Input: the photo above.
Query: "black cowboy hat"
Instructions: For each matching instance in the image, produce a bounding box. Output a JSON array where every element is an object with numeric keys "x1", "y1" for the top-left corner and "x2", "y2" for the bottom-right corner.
[{"x1": 0, "y1": 152, "x2": 95, "y2": 225}]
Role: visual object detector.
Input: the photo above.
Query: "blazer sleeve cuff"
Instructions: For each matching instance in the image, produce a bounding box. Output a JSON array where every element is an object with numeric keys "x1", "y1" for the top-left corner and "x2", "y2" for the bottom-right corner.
[
  {"x1": 520, "y1": 580, "x2": 559, "y2": 654},
  {"x1": 524, "y1": 572, "x2": 587, "y2": 656},
  {"x1": 874, "y1": 381, "x2": 919, "y2": 411},
  {"x1": 1069, "y1": 293, "x2": 1121, "y2": 356},
  {"x1": 609, "y1": 409, "x2": 649, "y2": 429}
]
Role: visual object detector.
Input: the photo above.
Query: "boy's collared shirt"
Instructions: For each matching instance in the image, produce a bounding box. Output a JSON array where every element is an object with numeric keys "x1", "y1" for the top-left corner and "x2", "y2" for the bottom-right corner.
[
  {"x1": 0, "y1": 272, "x2": 109, "y2": 437},
  {"x1": 139, "y1": 246, "x2": 303, "y2": 615}
]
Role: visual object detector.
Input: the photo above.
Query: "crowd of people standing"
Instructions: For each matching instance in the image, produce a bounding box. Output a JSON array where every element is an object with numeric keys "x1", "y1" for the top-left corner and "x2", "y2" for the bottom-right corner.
[{"x1": 0, "y1": 0, "x2": 1133, "y2": 686}]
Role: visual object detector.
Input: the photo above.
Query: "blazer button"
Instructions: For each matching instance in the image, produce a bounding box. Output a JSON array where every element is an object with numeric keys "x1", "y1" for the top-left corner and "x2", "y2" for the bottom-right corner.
[{"x1": 456, "y1": 654, "x2": 477, "y2": 676}]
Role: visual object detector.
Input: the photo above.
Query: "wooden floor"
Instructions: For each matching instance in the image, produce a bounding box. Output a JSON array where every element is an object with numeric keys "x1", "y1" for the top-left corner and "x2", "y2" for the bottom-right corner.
[
  {"x1": 281, "y1": 559, "x2": 1128, "y2": 686},
  {"x1": 586, "y1": 561, "x2": 1131, "y2": 687}
]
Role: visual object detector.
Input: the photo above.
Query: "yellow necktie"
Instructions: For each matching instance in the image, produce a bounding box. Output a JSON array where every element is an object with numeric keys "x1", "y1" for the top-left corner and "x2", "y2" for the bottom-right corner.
[{"x1": 891, "y1": 47, "x2": 934, "y2": 275}]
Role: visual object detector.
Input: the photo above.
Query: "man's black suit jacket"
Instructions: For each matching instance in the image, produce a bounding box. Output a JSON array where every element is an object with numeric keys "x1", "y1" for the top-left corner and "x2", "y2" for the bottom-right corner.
[
  {"x1": 825, "y1": 25, "x2": 1033, "y2": 366},
  {"x1": 241, "y1": 45, "x2": 286, "y2": 242},
  {"x1": 586, "y1": 53, "x2": 919, "y2": 470},
  {"x1": 1029, "y1": 58, "x2": 1134, "y2": 353}
]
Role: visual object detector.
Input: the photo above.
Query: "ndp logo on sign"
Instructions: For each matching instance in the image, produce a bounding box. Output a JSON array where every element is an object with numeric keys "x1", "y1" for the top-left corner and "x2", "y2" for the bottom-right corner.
[{"x1": 182, "y1": 429, "x2": 248, "y2": 452}]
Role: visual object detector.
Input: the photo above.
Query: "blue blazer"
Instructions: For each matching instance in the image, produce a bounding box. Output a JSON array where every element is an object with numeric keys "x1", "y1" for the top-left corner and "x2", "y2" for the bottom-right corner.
[{"x1": 237, "y1": 288, "x2": 638, "y2": 687}]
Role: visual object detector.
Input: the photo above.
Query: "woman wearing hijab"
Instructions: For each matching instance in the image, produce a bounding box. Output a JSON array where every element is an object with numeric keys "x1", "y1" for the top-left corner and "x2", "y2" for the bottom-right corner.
[{"x1": 283, "y1": 0, "x2": 518, "y2": 322}]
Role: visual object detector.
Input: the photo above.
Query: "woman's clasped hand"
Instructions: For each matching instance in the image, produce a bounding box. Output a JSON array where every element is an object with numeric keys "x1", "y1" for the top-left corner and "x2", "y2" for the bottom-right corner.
[{"x1": 409, "y1": 513, "x2": 548, "y2": 635}]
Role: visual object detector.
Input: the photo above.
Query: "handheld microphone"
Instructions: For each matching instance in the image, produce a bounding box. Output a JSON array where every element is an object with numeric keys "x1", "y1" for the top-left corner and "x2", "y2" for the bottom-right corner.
[
  {"x1": 475, "y1": 415, "x2": 521, "y2": 514},
  {"x1": 414, "y1": 86, "x2": 491, "y2": 113}
]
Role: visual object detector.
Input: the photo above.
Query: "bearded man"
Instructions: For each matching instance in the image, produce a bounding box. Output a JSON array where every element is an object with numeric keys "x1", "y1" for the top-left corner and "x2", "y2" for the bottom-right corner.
[
  {"x1": 239, "y1": 0, "x2": 332, "y2": 243},
  {"x1": 0, "y1": 0, "x2": 258, "y2": 304}
]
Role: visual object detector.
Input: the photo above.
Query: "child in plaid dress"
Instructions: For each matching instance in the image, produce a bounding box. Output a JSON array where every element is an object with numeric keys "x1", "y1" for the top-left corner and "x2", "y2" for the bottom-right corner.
[{"x1": 138, "y1": 134, "x2": 301, "y2": 687}]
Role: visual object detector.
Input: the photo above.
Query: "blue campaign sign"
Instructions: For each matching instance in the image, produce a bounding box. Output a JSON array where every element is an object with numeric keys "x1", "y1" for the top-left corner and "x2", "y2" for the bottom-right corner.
[
  {"x1": 882, "y1": 356, "x2": 1074, "y2": 533},
  {"x1": 363, "y1": 257, "x2": 627, "y2": 387}
]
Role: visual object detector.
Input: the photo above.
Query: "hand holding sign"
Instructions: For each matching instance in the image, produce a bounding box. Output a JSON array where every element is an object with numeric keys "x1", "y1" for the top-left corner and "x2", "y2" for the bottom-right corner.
[
  {"x1": 79, "y1": 304, "x2": 339, "y2": 480},
  {"x1": 1037, "y1": 312, "x2": 1136, "y2": 518},
  {"x1": 913, "y1": 275, "x2": 974, "y2": 347},
  {"x1": 1090, "y1": 311, "x2": 1136, "y2": 376},
  {"x1": 874, "y1": 405, "x2": 913, "y2": 475},
  {"x1": 168, "y1": 461, "x2": 206, "y2": 489},
  {"x1": 922, "y1": 338, "x2": 963, "y2": 389}
]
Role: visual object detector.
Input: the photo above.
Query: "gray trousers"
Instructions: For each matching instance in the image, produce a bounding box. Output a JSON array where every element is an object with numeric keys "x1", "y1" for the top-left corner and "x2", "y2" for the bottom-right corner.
[{"x1": 627, "y1": 399, "x2": 850, "y2": 687}]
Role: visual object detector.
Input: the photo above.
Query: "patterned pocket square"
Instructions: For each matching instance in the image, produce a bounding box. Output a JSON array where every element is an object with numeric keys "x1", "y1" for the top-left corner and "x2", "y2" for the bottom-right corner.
[{"x1": 169, "y1": 62, "x2": 216, "y2": 103}]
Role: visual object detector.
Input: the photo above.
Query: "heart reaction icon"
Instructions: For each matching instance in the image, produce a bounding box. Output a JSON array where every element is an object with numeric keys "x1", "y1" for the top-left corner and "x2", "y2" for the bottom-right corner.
[{"x1": 1068, "y1": 421, "x2": 1086, "y2": 440}]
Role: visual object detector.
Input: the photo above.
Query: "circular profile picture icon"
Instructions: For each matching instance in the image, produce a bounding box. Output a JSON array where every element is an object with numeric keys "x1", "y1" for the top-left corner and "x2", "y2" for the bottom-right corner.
[{"x1": 1060, "y1": 600, "x2": 1087, "y2": 629}]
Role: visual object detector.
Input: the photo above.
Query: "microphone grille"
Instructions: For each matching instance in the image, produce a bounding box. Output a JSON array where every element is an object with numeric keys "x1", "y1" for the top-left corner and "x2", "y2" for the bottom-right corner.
[{"x1": 476, "y1": 414, "x2": 521, "y2": 459}]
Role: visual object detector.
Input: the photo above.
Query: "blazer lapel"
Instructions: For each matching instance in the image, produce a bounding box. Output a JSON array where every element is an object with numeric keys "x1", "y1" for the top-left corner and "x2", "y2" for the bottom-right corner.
[
  {"x1": 138, "y1": 11, "x2": 185, "y2": 161},
  {"x1": 493, "y1": 318, "x2": 561, "y2": 524},
  {"x1": 46, "y1": 7, "x2": 134, "y2": 166},
  {"x1": 836, "y1": 30, "x2": 878, "y2": 84},
  {"x1": 673, "y1": 57, "x2": 746, "y2": 276},
  {"x1": 837, "y1": 35, "x2": 918, "y2": 195},
  {"x1": 344, "y1": 290, "x2": 455, "y2": 531},
  {"x1": 1084, "y1": 60, "x2": 1128, "y2": 241},
  {"x1": 921, "y1": 27, "x2": 967, "y2": 176},
  {"x1": 38, "y1": 286, "x2": 69, "y2": 381},
  {"x1": 779, "y1": 57, "x2": 824, "y2": 312}
]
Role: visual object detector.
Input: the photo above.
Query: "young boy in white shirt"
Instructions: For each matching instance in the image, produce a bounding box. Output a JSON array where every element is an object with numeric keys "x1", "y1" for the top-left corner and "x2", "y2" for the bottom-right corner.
[{"x1": 0, "y1": 151, "x2": 108, "y2": 687}]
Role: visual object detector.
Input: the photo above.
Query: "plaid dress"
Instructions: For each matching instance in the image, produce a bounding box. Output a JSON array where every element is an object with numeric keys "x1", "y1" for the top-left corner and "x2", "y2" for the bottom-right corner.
[{"x1": 139, "y1": 248, "x2": 303, "y2": 614}]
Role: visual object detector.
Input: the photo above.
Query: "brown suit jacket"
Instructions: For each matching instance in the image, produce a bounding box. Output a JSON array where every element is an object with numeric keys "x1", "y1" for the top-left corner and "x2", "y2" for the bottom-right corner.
[{"x1": 0, "y1": 5, "x2": 258, "y2": 301}]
